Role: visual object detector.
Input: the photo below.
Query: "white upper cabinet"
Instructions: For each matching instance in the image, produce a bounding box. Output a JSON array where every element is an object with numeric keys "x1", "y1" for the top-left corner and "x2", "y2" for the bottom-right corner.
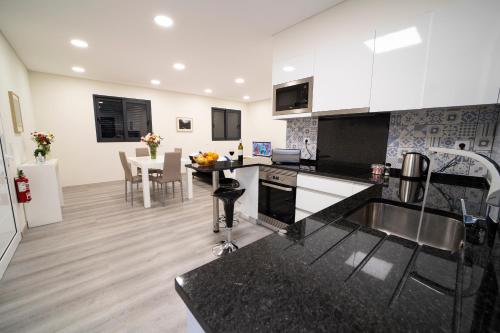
[
  {"x1": 370, "y1": 12, "x2": 433, "y2": 112},
  {"x1": 272, "y1": 53, "x2": 314, "y2": 86},
  {"x1": 423, "y1": 0, "x2": 500, "y2": 108},
  {"x1": 313, "y1": 29, "x2": 375, "y2": 112},
  {"x1": 272, "y1": 0, "x2": 500, "y2": 117}
]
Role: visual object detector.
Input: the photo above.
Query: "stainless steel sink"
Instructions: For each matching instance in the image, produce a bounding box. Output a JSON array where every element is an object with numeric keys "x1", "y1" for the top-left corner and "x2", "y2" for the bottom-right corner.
[{"x1": 345, "y1": 202, "x2": 464, "y2": 252}]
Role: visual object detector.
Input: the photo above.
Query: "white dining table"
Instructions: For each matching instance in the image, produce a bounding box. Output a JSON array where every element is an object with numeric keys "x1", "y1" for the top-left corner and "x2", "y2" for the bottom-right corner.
[{"x1": 127, "y1": 156, "x2": 191, "y2": 208}]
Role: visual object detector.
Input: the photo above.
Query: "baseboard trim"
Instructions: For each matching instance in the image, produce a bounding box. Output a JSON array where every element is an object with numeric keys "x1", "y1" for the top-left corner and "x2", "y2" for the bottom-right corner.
[
  {"x1": 0, "y1": 232, "x2": 21, "y2": 280},
  {"x1": 238, "y1": 212, "x2": 258, "y2": 225},
  {"x1": 21, "y1": 222, "x2": 28, "y2": 236}
]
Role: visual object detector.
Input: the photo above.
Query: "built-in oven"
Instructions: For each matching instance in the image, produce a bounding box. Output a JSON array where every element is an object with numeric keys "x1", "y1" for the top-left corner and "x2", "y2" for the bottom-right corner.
[
  {"x1": 258, "y1": 167, "x2": 297, "y2": 230},
  {"x1": 272, "y1": 77, "x2": 313, "y2": 116}
]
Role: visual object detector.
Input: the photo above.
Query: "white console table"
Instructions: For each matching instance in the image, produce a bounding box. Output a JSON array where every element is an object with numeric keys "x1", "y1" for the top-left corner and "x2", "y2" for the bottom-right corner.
[{"x1": 20, "y1": 159, "x2": 63, "y2": 227}]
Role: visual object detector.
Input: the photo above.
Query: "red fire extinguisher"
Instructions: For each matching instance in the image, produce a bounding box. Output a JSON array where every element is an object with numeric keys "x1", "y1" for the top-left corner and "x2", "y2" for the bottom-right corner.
[{"x1": 15, "y1": 169, "x2": 31, "y2": 203}]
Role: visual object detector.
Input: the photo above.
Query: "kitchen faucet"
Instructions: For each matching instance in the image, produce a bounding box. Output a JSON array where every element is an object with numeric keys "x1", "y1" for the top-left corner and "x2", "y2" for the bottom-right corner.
[{"x1": 428, "y1": 147, "x2": 500, "y2": 223}]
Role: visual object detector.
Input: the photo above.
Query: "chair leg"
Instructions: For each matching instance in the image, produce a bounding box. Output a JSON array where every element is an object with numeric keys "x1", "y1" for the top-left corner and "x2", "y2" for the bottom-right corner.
[
  {"x1": 125, "y1": 180, "x2": 128, "y2": 202},
  {"x1": 163, "y1": 183, "x2": 167, "y2": 205},
  {"x1": 172, "y1": 182, "x2": 175, "y2": 198},
  {"x1": 180, "y1": 180, "x2": 184, "y2": 202},
  {"x1": 131, "y1": 182, "x2": 134, "y2": 207}
]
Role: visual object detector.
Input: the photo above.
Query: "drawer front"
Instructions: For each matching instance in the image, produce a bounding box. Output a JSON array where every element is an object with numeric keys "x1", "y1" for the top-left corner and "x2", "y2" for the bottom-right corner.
[
  {"x1": 297, "y1": 173, "x2": 371, "y2": 197},
  {"x1": 296, "y1": 187, "x2": 344, "y2": 213}
]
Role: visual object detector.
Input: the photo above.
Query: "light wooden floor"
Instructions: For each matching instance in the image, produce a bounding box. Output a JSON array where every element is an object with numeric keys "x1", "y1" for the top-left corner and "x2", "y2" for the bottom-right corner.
[{"x1": 0, "y1": 177, "x2": 272, "y2": 333}]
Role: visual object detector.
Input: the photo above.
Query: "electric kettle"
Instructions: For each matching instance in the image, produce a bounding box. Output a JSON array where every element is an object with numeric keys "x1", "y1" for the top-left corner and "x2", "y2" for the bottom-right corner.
[{"x1": 401, "y1": 152, "x2": 430, "y2": 179}]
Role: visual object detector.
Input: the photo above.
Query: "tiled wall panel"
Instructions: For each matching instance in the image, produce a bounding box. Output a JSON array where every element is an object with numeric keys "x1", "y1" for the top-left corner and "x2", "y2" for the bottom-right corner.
[
  {"x1": 285, "y1": 117, "x2": 318, "y2": 160},
  {"x1": 387, "y1": 105, "x2": 499, "y2": 176},
  {"x1": 286, "y1": 104, "x2": 500, "y2": 176}
]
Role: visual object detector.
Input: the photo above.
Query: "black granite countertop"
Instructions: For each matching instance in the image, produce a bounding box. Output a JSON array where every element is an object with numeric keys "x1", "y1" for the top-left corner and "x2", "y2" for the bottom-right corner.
[
  {"x1": 185, "y1": 158, "x2": 266, "y2": 172},
  {"x1": 176, "y1": 168, "x2": 500, "y2": 332},
  {"x1": 186, "y1": 158, "x2": 382, "y2": 184}
]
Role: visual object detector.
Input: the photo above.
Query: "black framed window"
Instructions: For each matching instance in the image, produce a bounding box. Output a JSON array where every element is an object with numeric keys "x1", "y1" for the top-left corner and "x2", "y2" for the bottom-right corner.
[
  {"x1": 212, "y1": 108, "x2": 241, "y2": 141},
  {"x1": 93, "y1": 94, "x2": 152, "y2": 142}
]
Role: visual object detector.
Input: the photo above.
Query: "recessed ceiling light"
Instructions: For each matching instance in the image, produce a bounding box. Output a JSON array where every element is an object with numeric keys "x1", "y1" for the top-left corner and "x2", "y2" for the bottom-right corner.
[
  {"x1": 282, "y1": 66, "x2": 295, "y2": 72},
  {"x1": 204, "y1": 88, "x2": 213, "y2": 94},
  {"x1": 151, "y1": 79, "x2": 160, "y2": 85},
  {"x1": 154, "y1": 15, "x2": 174, "y2": 28},
  {"x1": 235, "y1": 78, "x2": 245, "y2": 84},
  {"x1": 72, "y1": 66, "x2": 85, "y2": 73},
  {"x1": 70, "y1": 39, "x2": 88, "y2": 48},
  {"x1": 173, "y1": 63, "x2": 186, "y2": 70},
  {"x1": 243, "y1": 95, "x2": 250, "y2": 100}
]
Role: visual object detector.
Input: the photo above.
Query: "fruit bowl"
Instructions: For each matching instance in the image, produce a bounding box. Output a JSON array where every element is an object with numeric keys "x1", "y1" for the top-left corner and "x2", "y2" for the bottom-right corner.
[{"x1": 194, "y1": 152, "x2": 219, "y2": 166}]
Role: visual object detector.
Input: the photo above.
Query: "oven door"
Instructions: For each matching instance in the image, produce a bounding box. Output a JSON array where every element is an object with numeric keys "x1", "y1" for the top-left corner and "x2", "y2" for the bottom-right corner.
[{"x1": 258, "y1": 180, "x2": 296, "y2": 224}]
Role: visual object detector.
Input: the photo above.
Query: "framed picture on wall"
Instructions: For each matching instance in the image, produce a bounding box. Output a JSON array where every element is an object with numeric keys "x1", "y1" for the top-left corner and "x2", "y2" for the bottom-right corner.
[
  {"x1": 8, "y1": 91, "x2": 23, "y2": 133},
  {"x1": 176, "y1": 117, "x2": 193, "y2": 132}
]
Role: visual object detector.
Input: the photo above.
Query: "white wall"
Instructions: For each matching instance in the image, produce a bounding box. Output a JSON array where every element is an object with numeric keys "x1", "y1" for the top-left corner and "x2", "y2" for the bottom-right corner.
[
  {"x1": 29, "y1": 72, "x2": 254, "y2": 186},
  {"x1": 0, "y1": 32, "x2": 37, "y2": 276},
  {"x1": 0, "y1": 33, "x2": 36, "y2": 231},
  {"x1": 243, "y1": 99, "x2": 286, "y2": 152}
]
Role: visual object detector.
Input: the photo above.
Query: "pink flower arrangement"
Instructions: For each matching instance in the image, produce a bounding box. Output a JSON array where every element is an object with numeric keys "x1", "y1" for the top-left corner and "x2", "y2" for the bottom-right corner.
[
  {"x1": 31, "y1": 131, "x2": 55, "y2": 160},
  {"x1": 141, "y1": 133, "x2": 162, "y2": 148},
  {"x1": 31, "y1": 131, "x2": 55, "y2": 146}
]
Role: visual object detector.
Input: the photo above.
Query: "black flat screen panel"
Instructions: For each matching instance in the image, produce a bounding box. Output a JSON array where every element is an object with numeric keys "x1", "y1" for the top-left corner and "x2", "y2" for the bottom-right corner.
[{"x1": 317, "y1": 113, "x2": 390, "y2": 166}]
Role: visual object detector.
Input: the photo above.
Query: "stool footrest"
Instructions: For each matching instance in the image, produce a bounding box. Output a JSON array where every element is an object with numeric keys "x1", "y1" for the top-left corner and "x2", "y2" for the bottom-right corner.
[
  {"x1": 212, "y1": 241, "x2": 238, "y2": 256},
  {"x1": 218, "y1": 215, "x2": 240, "y2": 228}
]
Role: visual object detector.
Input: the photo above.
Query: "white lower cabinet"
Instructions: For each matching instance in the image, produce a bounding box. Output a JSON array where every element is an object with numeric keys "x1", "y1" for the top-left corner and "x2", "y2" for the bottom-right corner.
[
  {"x1": 295, "y1": 173, "x2": 372, "y2": 221},
  {"x1": 295, "y1": 208, "x2": 314, "y2": 222},
  {"x1": 21, "y1": 159, "x2": 64, "y2": 227},
  {"x1": 296, "y1": 188, "x2": 344, "y2": 214}
]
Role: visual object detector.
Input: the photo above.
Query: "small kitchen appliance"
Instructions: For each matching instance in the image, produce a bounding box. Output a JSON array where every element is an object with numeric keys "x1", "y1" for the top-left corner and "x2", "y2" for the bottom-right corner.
[
  {"x1": 271, "y1": 148, "x2": 301, "y2": 165},
  {"x1": 401, "y1": 152, "x2": 430, "y2": 179}
]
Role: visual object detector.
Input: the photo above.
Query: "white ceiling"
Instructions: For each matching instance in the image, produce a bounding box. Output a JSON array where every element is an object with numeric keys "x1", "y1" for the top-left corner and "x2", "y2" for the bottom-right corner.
[{"x1": 0, "y1": 0, "x2": 343, "y2": 102}]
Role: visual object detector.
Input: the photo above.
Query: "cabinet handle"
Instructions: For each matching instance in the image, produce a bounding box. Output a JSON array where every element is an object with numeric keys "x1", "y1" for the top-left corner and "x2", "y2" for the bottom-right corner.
[{"x1": 261, "y1": 181, "x2": 293, "y2": 192}]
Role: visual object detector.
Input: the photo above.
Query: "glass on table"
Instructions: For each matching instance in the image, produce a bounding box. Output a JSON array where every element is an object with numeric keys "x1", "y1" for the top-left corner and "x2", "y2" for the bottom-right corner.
[{"x1": 229, "y1": 151, "x2": 235, "y2": 163}]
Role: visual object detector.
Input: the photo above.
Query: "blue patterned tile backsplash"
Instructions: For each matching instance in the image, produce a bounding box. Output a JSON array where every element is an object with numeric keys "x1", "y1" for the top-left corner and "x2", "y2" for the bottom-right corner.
[
  {"x1": 286, "y1": 117, "x2": 318, "y2": 160},
  {"x1": 286, "y1": 104, "x2": 500, "y2": 177}
]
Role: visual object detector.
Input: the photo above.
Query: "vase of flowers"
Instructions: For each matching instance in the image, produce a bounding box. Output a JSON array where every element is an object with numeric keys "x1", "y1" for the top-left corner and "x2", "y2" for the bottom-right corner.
[
  {"x1": 31, "y1": 131, "x2": 55, "y2": 163},
  {"x1": 141, "y1": 133, "x2": 162, "y2": 159}
]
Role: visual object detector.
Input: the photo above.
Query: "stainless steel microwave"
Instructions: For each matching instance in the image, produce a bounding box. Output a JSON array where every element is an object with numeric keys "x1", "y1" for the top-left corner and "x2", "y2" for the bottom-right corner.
[{"x1": 272, "y1": 76, "x2": 313, "y2": 116}]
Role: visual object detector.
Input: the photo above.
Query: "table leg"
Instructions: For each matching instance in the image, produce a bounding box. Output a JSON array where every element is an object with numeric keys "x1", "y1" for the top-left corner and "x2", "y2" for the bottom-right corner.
[
  {"x1": 212, "y1": 171, "x2": 219, "y2": 233},
  {"x1": 187, "y1": 168, "x2": 193, "y2": 199},
  {"x1": 142, "y1": 167, "x2": 151, "y2": 208}
]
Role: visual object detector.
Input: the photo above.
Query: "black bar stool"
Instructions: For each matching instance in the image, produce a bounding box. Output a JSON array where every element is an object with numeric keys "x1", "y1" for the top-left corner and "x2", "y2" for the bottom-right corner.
[
  {"x1": 219, "y1": 178, "x2": 240, "y2": 189},
  {"x1": 217, "y1": 178, "x2": 241, "y2": 228},
  {"x1": 212, "y1": 187, "x2": 245, "y2": 256}
]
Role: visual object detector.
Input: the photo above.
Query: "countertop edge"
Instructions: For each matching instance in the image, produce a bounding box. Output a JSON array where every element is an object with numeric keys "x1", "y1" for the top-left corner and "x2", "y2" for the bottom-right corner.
[
  {"x1": 185, "y1": 162, "x2": 379, "y2": 185},
  {"x1": 174, "y1": 279, "x2": 215, "y2": 333}
]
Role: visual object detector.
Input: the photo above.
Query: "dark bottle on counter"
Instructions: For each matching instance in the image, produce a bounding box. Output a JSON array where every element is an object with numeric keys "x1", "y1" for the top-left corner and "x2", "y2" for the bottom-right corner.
[
  {"x1": 384, "y1": 163, "x2": 391, "y2": 177},
  {"x1": 237, "y1": 141, "x2": 243, "y2": 162}
]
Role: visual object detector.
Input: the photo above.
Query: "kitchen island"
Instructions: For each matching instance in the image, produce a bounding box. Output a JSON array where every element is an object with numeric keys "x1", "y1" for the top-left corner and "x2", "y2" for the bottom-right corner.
[
  {"x1": 185, "y1": 158, "x2": 384, "y2": 232},
  {"x1": 176, "y1": 169, "x2": 500, "y2": 332},
  {"x1": 185, "y1": 158, "x2": 268, "y2": 232}
]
